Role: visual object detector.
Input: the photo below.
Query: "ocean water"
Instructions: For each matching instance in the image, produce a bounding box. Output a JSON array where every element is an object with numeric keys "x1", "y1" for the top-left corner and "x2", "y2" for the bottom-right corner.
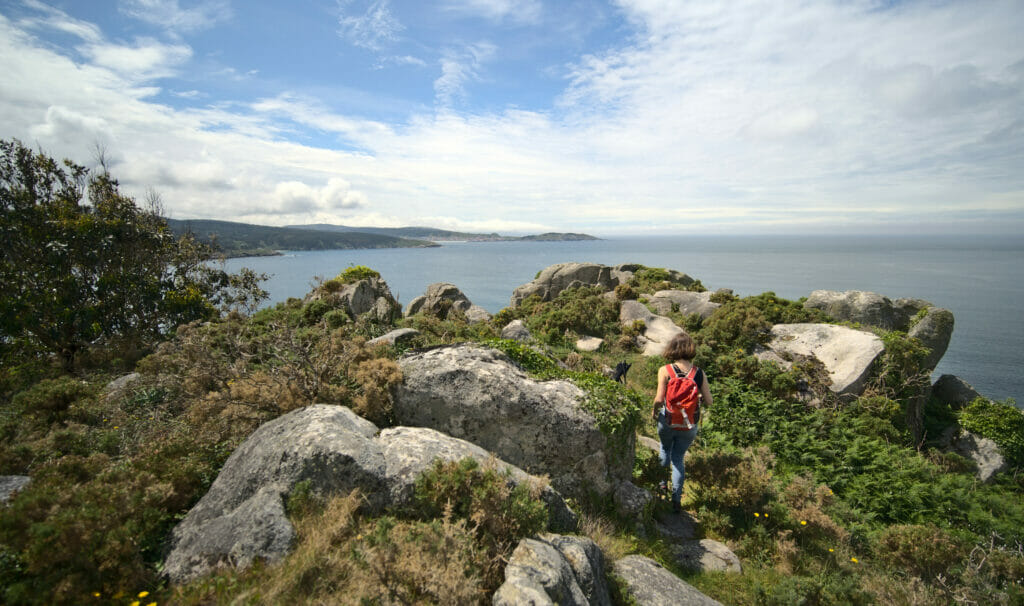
[{"x1": 225, "y1": 234, "x2": 1024, "y2": 403}]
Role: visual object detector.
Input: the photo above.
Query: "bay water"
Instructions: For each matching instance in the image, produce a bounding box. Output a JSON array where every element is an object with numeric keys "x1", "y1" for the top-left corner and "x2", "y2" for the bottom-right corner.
[{"x1": 225, "y1": 234, "x2": 1023, "y2": 403}]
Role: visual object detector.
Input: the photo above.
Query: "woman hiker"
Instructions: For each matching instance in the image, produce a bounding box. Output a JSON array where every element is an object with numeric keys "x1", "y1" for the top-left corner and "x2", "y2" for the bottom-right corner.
[{"x1": 652, "y1": 332, "x2": 713, "y2": 513}]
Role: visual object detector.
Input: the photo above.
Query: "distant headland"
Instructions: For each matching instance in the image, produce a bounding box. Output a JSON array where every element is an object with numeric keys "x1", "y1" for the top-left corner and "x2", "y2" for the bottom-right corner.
[{"x1": 166, "y1": 219, "x2": 598, "y2": 257}]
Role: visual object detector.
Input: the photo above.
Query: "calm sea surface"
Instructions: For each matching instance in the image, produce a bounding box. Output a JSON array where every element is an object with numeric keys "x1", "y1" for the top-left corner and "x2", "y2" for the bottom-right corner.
[{"x1": 225, "y1": 235, "x2": 1023, "y2": 403}]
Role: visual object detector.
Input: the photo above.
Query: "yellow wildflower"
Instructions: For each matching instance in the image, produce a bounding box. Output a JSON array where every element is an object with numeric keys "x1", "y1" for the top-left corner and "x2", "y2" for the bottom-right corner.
[
  {"x1": 754, "y1": 512, "x2": 759, "y2": 517},
  {"x1": 800, "y1": 520, "x2": 807, "y2": 525},
  {"x1": 851, "y1": 557, "x2": 859, "y2": 563},
  {"x1": 829, "y1": 548, "x2": 834, "y2": 552},
  {"x1": 138, "y1": 591, "x2": 149, "y2": 598},
  {"x1": 93, "y1": 592, "x2": 101, "y2": 598},
  {"x1": 131, "y1": 601, "x2": 140, "y2": 606}
]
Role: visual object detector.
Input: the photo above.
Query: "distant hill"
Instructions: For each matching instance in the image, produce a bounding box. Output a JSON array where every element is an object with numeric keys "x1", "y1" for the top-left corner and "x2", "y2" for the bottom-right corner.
[
  {"x1": 165, "y1": 219, "x2": 439, "y2": 258},
  {"x1": 288, "y1": 223, "x2": 600, "y2": 242}
]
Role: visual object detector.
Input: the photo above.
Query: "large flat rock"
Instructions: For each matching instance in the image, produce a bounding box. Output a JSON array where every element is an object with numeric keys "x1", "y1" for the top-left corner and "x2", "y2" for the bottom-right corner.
[{"x1": 767, "y1": 324, "x2": 885, "y2": 396}]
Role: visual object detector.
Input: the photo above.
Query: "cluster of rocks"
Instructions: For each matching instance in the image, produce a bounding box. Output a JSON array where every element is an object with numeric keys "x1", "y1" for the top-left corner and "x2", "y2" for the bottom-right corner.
[{"x1": 30, "y1": 262, "x2": 998, "y2": 604}]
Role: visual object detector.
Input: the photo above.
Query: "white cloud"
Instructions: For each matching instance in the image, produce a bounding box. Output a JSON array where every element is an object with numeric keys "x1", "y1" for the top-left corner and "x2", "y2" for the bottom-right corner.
[
  {"x1": 80, "y1": 37, "x2": 192, "y2": 81},
  {"x1": 272, "y1": 178, "x2": 366, "y2": 215},
  {"x1": 118, "y1": 0, "x2": 232, "y2": 33},
  {"x1": 2, "y1": 1, "x2": 1022, "y2": 235},
  {"x1": 434, "y1": 42, "x2": 496, "y2": 106},
  {"x1": 442, "y1": 0, "x2": 543, "y2": 24},
  {"x1": 337, "y1": 0, "x2": 404, "y2": 50}
]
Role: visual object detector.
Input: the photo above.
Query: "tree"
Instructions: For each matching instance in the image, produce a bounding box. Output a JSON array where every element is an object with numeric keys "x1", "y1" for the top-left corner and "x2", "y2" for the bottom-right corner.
[{"x1": 0, "y1": 139, "x2": 266, "y2": 371}]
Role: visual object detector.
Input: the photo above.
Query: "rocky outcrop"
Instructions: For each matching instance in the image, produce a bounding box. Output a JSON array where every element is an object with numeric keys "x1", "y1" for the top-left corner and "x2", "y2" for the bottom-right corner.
[
  {"x1": 163, "y1": 405, "x2": 575, "y2": 584},
  {"x1": 375, "y1": 426, "x2": 577, "y2": 532},
  {"x1": 613, "y1": 555, "x2": 723, "y2": 605},
  {"x1": 931, "y1": 375, "x2": 982, "y2": 409},
  {"x1": 493, "y1": 534, "x2": 611, "y2": 606},
  {"x1": 647, "y1": 290, "x2": 721, "y2": 319},
  {"x1": 366, "y1": 328, "x2": 419, "y2": 346},
  {"x1": 576, "y1": 336, "x2": 603, "y2": 352},
  {"x1": 671, "y1": 539, "x2": 742, "y2": 573},
  {"x1": 944, "y1": 429, "x2": 1008, "y2": 482},
  {"x1": 393, "y1": 344, "x2": 634, "y2": 499},
  {"x1": 614, "y1": 480, "x2": 653, "y2": 519},
  {"x1": 803, "y1": 290, "x2": 954, "y2": 370},
  {"x1": 1, "y1": 476, "x2": 30, "y2": 505},
  {"x1": 309, "y1": 277, "x2": 401, "y2": 323},
  {"x1": 163, "y1": 405, "x2": 385, "y2": 583},
  {"x1": 908, "y1": 307, "x2": 954, "y2": 371},
  {"x1": 620, "y1": 300, "x2": 685, "y2": 356},
  {"x1": 804, "y1": 290, "x2": 909, "y2": 330},
  {"x1": 501, "y1": 319, "x2": 532, "y2": 341},
  {"x1": 766, "y1": 324, "x2": 885, "y2": 396},
  {"x1": 405, "y1": 282, "x2": 490, "y2": 322},
  {"x1": 510, "y1": 263, "x2": 634, "y2": 307}
]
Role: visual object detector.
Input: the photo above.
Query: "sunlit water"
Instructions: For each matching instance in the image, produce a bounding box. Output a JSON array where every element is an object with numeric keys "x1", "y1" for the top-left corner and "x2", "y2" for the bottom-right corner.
[{"x1": 225, "y1": 234, "x2": 1024, "y2": 403}]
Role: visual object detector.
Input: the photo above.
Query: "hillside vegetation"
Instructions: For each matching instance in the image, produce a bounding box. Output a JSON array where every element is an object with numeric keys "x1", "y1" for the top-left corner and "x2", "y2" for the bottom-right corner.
[
  {"x1": 166, "y1": 219, "x2": 439, "y2": 257},
  {"x1": 2, "y1": 142, "x2": 1022, "y2": 604},
  {"x1": 289, "y1": 223, "x2": 600, "y2": 242}
]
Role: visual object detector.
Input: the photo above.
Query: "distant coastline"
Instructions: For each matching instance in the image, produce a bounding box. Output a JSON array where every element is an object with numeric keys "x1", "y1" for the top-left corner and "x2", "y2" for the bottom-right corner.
[{"x1": 168, "y1": 218, "x2": 598, "y2": 258}]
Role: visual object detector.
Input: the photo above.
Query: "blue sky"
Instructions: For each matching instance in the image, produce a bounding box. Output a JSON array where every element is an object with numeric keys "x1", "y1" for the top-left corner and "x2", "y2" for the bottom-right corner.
[{"x1": 1, "y1": 0, "x2": 1022, "y2": 235}]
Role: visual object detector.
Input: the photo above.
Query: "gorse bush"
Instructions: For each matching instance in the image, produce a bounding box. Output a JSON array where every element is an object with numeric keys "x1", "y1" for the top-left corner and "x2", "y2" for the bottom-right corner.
[{"x1": 413, "y1": 458, "x2": 549, "y2": 591}]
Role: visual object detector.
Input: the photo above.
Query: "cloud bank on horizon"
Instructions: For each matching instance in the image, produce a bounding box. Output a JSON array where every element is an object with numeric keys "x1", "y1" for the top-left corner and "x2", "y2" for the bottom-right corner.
[{"x1": 1, "y1": 0, "x2": 1022, "y2": 235}]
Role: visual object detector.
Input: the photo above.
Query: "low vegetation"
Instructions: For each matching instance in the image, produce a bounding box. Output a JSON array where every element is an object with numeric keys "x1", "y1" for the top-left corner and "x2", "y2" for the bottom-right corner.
[{"x1": 1, "y1": 148, "x2": 1022, "y2": 604}]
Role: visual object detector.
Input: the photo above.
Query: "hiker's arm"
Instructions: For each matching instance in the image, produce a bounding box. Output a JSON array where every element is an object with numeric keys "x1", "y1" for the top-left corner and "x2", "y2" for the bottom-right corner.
[
  {"x1": 652, "y1": 366, "x2": 668, "y2": 419},
  {"x1": 699, "y1": 376, "x2": 713, "y2": 424}
]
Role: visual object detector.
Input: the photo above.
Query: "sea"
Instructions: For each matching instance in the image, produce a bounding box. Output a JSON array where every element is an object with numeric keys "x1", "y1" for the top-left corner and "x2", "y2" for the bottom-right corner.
[{"x1": 224, "y1": 234, "x2": 1024, "y2": 404}]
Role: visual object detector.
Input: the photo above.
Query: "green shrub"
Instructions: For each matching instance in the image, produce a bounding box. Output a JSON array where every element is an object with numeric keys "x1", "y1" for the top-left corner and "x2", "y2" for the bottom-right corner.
[
  {"x1": 628, "y1": 267, "x2": 703, "y2": 294},
  {"x1": 700, "y1": 300, "x2": 771, "y2": 352},
  {"x1": 958, "y1": 398, "x2": 1024, "y2": 467},
  {"x1": 873, "y1": 524, "x2": 968, "y2": 580},
  {"x1": 10, "y1": 376, "x2": 95, "y2": 424},
  {"x1": 521, "y1": 286, "x2": 620, "y2": 345},
  {"x1": 413, "y1": 458, "x2": 548, "y2": 589},
  {"x1": 301, "y1": 299, "x2": 334, "y2": 325}
]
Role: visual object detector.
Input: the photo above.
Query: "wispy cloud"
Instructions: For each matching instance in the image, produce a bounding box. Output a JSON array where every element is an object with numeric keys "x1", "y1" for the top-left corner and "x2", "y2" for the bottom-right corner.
[
  {"x1": 118, "y1": 0, "x2": 232, "y2": 34},
  {"x1": 337, "y1": 0, "x2": 404, "y2": 50},
  {"x1": 441, "y1": 0, "x2": 543, "y2": 24},
  {"x1": 434, "y1": 42, "x2": 496, "y2": 106}
]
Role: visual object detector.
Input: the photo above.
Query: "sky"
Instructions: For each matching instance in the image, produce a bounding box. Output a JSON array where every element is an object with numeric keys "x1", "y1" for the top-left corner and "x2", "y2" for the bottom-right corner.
[{"x1": 1, "y1": 0, "x2": 1022, "y2": 236}]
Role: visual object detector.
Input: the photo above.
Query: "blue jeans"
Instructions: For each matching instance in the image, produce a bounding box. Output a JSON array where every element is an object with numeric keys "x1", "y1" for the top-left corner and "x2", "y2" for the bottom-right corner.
[{"x1": 657, "y1": 411, "x2": 699, "y2": 507}]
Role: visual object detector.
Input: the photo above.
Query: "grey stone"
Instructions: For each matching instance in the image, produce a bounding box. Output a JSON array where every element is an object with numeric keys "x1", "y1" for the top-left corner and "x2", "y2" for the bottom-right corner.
[
  {"x1": 931, "y1": 375, "x2": 982, "y2": 409},
  {"x1": 164, "y1": 406, "x2": 577, "y2": 584},
  {"x1": 950, "y1": 430, "x2": 1008, "y2": 482},
  {"x1": 510, "y1": 263, "x2": 623, "y2": 307},
  {"x1": 309, "y1": 277, "x2": 401, "y2": 323},
  {"x1": 366, "y1": 328, "x2": 420, "y2": 346},
  {"x1": 613, "y1": 555, "x2": 723, "y2": 605},
  {"x1": 0, "y1": 476, "x2": 31, "y2": 505},
  {"x1": 803, "y1": 290, "x2": 901, "y2": 330},
  {"x1": 908, "y1": 307, "x2": 954, "y2": 371},
  {"x1": 541, "y1": 534, "x2": 612, "y2": 606},
  {"x1": 647, "y1": 290, "x2": 720, "y2": 319},
  {"x1": 405, "y1": 282, "x2": 478, "y2": 319},
  {"x1": 620, "y1": 300, "x2": 685, "y2": 356},
  {"x1": 576, "y1": 336, "x2": 604, "y2": 352},
  {"x1": 614, "y1": 480, "x2": 654, "y2": 519},
  {"x1": 465, "y1": 304, "x2": 492, "y2": 323},
  {"x1": 377, "y1": 426, "x2": 577, "y2": 532},
  {"x1": 163, "y1": 405, "x2": 386, "y2": 583},
  {"x1": 671, "y1": 539, "x2": 742, "y2": 573},
  {"x1": 502, "y1": 319, "x2": 532, "y2": 341},
  {"x1": 104, "y1": 372, "x2": 142, "y2": 402},
  {"x1": 393, "y1": 344, "x2": 633, "y2": 499},
  {"x1": 653, "y1": 511, "x2": 700, "y2": 542},
  {"x1": 766, "y1": 324, "x2": 885, "y2": 396},
  {"x1": 637, "y1": 435, "x2": 661, "y2": 457},
  {"x1": 493, "y1": 538, "x2": 589, "y2": 606}
]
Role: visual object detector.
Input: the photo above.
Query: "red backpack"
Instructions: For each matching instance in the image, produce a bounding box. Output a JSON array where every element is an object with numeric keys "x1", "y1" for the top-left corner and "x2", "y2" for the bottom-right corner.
[{"x1": 665, "y1": 364, "x2": 701, "y2": 430}]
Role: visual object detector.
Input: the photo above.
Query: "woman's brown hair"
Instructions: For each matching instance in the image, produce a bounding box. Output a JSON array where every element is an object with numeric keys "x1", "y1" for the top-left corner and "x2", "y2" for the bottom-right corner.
[{"x1": 662, "y1": 332, "x2": 696, "y2": 361}]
